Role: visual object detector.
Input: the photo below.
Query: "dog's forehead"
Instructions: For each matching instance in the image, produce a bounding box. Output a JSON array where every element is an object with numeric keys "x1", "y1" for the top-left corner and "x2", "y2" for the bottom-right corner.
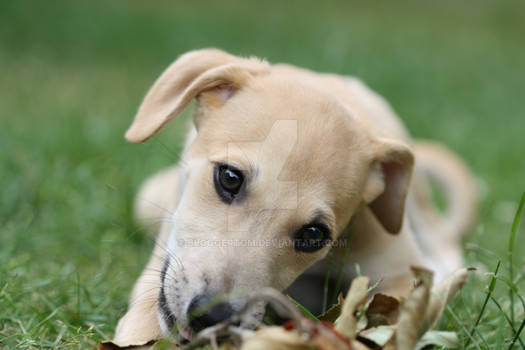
[
  {"x1": 199, "y1": 75, "x2": 361, "y2": 164},
  {"x1": 194, "y1": 77, "x2": 370, "y2": 225}
]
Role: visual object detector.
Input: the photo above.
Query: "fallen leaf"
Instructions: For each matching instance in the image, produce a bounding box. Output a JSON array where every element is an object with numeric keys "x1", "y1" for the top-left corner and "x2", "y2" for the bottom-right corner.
[
  {"x1": 365, "y1": 294, "x2": 400, "y2": 328},
  {"x1": 358, "y1": 325, "x2": 459, "y2": 349},
  {"x1": 99, "y1": 268, "x2": 469, "y2": 350},
  {"x1": 414, "y1": 330, "x2": 459, "y2": 350},
  {"x1": 335, "y1": 276, "x2": 370, "y2": 338},
  {"x1": 395, "y1": 267, "x2": 433, "y2": 350},
  {"x1": 312, "y1": 324, "x2": 353, "y2": 350},
  {"x1": 358, "y1": 325, "x2": 396, "y2": 347},
  {"x1": 240, "y1": 326, "x2": 312, "y2": 350},
  {"x1": 351, "y1": 341, "x2": 375, "y2": 350},
  {"x1": 318, "y1": 294, "x2": 344, "y2": 323},
  {"x1": 98, "y1": 341, "x2": 157, "y2": 350},
  {"x1": 427, "y1": 268, "x2": 470, "y2": 327},
  {"x1": 307, "y1": 321, "x2": 367, "y2": 350},
  {"x1": 98, "y1": 339, "x2": 174, "y2": 350}
]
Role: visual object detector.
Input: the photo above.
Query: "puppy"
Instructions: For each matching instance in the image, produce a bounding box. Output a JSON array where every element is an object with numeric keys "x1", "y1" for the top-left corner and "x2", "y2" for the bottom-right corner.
[{"x1": 113, "y1": 48, "x2": 477, "y2": 344}]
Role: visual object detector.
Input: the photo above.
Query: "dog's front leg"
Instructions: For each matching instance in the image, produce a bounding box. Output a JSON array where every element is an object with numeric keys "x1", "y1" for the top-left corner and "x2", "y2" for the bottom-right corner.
[
  {"x1": 113, "y1": 223, "x2": 169, "y2": 345},
  {"x1": 114, "y1": 166, "x2": 182, "y2": 345},
  {"x1": 114, "y1": 166, "x2": 179, "y2": 346}
]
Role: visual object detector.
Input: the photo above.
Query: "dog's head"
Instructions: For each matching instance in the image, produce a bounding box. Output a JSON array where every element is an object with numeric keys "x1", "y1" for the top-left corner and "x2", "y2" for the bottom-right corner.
[{"x1": 126, "y1": 49, "x2": 414, "y2": 339}]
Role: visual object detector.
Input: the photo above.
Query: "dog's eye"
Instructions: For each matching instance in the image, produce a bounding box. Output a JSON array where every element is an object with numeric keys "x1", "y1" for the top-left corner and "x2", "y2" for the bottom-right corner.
[
  {"x1": 293, "y1": 223, "x2": 331, "y2": 253},
  {"x1": 214, "y1": 164, "x2": 244, "y2": 203}
]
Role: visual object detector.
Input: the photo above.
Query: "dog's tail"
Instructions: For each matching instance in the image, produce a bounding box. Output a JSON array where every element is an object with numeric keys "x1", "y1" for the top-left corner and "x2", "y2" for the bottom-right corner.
[{"x1": 412, "y1": 140, "x2": 478, "y2": 241}]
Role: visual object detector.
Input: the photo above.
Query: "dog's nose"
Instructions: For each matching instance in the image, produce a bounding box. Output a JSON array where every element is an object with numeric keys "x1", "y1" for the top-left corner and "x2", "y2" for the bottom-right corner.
[{"x1": 187, "y1": 294, "x2": 234, "y2": 333}]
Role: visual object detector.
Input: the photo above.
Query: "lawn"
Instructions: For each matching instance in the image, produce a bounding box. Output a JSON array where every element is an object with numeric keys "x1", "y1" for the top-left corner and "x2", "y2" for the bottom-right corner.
[{"x1": 0, "y1": 0, "x2": 524, "y2": 348}]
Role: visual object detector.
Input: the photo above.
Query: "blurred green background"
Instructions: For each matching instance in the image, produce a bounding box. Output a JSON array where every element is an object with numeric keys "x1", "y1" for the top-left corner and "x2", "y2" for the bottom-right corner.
[{"x1": 1, "y1": 0, "x2": 524, "y2": 347}]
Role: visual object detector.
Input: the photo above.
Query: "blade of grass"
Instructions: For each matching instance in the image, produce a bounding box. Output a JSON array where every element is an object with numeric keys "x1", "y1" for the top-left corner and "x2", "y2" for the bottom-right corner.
[
  {"x1": 494, "y1": 276, "x2": 525, "y2": 311},
  {"x1": 508, "y1": 192, "x2": 525, "y2": 324},
  {"x1": 509, "y1": 318, "x2": 525, "y2": 350},
  {"x1": 322, "y1": 258, "x2": 333, "y2": 314},
  {"x1": 332, "y1": 224, "x2": 353, "y2": 304},
  {"x1": 446, "y1": 306, "x2": 483, "y2": 350},
  {"x1": 466, "y1": 260, "x2": 500, "y2": 347},
  {"x1": 32, "y1": 308, "x2": 59, "y2": 331},
  {"x1": 52, "y1": 324, "x2": 67, "y2": 347},
  {"x1": 514, "y1": 271, "x2": 525, "y2": 286},
  {"x1": 490, "y1": 296, "x2": 525, "y2": 349},
  {"x1": 453, "y1": 296, "x2": 490, "y2": 350},
  {"x1": 76, "y1": 271, "x2": 81, "y2": 319},
  {"x1": 287, "y1": 296, "x2": 319, "y2": 322}
]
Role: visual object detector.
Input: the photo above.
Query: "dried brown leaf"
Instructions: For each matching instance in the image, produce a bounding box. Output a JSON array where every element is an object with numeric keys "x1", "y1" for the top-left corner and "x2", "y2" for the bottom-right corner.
[
  {"x1": 98, "y1": 339, "x2": 174, "y2": 350},
  {"x1": 350, "y1": 341, "x2": 374, "y2": 350},
  {"x1": 427, "y1": 268, "x2": 469, "y2": 327},
  {"x1": 365, "y1": 294, "x2": 400, "y2": 328},
  {"x1": 99, "y1": 268, "x2": 469, "y2": 350},
  {"x1": 335, "y1": 276, "x2": 370, "y2": 338},
  {"x1": 240, "y1": 326, "x2": 313, "y2": 350},
  {"x1": 318, "y1": 294, "x2": 344, "y2": 323},
  {"x1": 382, "y1": 341, "x2": 397, "y2": 350},
  {"x1": 395, "y1": 267, "x2": 433, "y2": 350},
  {"x1": 414, "y1": 330, "x2": 459, "y2": 350},
  {"x1": 312, "y1": 325, "x2": 353, "y2": 350},
  {"x1": 97, "y1": 341, "x2": 158, "y2": 350},
  {"x1": 308, "y1": 321, "x2": 367, "y2": 350},
  {"x1": 358, "y1": 325, "x2": 396, "y2": 347}
]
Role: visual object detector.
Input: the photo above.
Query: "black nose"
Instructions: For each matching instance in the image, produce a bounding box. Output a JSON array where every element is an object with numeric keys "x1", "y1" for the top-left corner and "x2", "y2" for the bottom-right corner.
[{"x1": 187, "y1": 294, "x2": 234, "y2": 333}]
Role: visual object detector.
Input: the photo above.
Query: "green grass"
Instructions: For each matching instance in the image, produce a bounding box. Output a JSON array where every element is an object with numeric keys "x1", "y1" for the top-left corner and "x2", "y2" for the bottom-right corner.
[{"x1": 0, "y1": 0, "x2": 524, "y2": 348}]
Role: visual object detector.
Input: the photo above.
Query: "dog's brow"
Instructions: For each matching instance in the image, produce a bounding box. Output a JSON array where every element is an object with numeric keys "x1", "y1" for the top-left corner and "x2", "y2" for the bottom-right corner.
[
  {"x1": 312, "y1": 209, "x2": 335, "y2": 231},
  {"x1": 208, "y1": 153, "x2": 256, "y2": 175}
]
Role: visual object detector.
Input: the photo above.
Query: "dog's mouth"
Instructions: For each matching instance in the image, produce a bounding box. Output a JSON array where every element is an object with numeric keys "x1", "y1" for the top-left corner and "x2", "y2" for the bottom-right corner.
[
  {"x1": 157, "y1": 293, "x2": 266, "y2": 344},
  {"x1": 158, "y1": 288, "x2": 304, "y2": 346},
  {"x1": 158, "y1": 290, "x2": 241, "y2": 343},
  {"x1": 158, "y1": 307, "x2": 241, "y2": 344}
]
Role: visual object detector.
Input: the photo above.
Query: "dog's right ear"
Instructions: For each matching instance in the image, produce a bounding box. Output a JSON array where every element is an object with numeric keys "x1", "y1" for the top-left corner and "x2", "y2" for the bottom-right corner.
[
  {"x1": 362, "y1": 138, "x2": 414, "y2": 234},
  {"x1": 125, "y1": 48, "x2": 269, "y2": 143}
]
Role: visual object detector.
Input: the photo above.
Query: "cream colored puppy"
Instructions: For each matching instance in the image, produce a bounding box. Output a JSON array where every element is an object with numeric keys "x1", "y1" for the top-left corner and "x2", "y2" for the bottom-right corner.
[{"x1": 114, "y1": 48, "x2": 477, "y2": 344}]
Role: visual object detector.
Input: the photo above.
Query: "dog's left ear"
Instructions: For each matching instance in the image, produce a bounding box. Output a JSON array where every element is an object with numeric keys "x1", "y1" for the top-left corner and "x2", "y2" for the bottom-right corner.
[
  {"x1": 125, "y1": 48, "x2": 269, "y2": 143},
  {"x1": 362, "y1": 138, "x2": 414, "y2": 234}
]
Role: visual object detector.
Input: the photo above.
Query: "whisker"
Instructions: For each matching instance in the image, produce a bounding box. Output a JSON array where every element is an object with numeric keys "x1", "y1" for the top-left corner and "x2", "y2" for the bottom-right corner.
[
  {"x1": 137, "y1": 217, "x2": 175, "y2": 223},
  {"x1": 140, "y1": 268, "x2": 180, "y2": 286},
  {"x1": 134, "y1": 197, "x2": 175, "y2": 217},
  {"x1": 153, "y1": 138, "x2": 185, "y2": 164},
  {"x1": 152, "y1": 234, "x2": 184, "y2": 271}
]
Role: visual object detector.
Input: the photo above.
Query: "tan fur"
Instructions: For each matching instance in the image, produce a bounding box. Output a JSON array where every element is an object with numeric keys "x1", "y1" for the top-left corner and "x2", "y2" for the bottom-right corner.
[{"x1": 114, "y1": 48, "x2": 477, "y2": 343}]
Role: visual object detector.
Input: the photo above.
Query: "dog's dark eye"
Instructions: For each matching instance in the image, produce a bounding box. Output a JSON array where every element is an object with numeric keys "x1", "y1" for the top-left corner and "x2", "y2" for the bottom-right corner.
[
  {"x1": 293, "y1": 223, "x2": 331, "y2": 253},
  {"x1": 214, "y1": 164, "x2": 244, "y2": 203}
]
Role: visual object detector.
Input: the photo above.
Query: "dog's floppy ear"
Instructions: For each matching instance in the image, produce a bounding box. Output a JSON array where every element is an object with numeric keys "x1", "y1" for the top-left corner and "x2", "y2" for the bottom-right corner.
[
  {"x1": 125, "y1": 48, "x2": 269, "y2": 143},
  {"x1": 362, "y1": 138, "x2": 414, "y2": 234}
]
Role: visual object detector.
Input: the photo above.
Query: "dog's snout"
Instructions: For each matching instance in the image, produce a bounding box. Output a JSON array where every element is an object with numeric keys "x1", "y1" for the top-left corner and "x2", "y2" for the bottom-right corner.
[{"x1": 187, "y1": 294, "x2": 234, "y2": 333}]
